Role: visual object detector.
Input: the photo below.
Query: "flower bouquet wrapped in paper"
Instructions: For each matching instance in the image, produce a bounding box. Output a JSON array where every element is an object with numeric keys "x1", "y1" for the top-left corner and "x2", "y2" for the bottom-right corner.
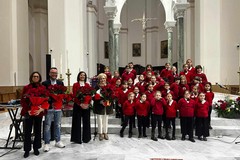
[
  {"x1": 75, "y1": 85, "x2": 95, "y2": 109},
  {"x1": 100, "y1": 85, "x2": 115, "y2": 107},
  {"x1": 48, "y1": 84, "x2": 67, "y2": 109}
]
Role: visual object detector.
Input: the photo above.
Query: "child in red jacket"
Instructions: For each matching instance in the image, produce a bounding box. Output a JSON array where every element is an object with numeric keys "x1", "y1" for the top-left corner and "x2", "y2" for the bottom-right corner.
[
  {"x1": 120, "y1": 92, "x2": 135, "y2": 138},
  {"x1": 204, "y1": 82, "x2": 214, "y2": 129},
  {"x1": 165, "y1": 93, "x2": 178, "y2": 140},
  {"x1": 178, "y1": 90, "x2": 196, "y2": 142},
  {"x1": 150, "y1": 91, "x2": 167, "y2": 141},
  {"x1": 195, "y1": 92, "x2": 209, "y2": 141},
  {"x1": 135, "y1": 94, "x2": 150, "y2": 138},
  {"x1": 118, "y1": 81, "x2": 130, "y2": 124}
]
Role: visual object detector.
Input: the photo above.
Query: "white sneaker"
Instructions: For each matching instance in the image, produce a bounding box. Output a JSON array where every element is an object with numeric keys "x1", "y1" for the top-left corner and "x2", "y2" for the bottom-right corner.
[
  {"x1": 55, "y1": 141, "x2": 65, "y2": 148},
  {"x1": 43, "y1": 144, "x2": 50, "y2": 152}
]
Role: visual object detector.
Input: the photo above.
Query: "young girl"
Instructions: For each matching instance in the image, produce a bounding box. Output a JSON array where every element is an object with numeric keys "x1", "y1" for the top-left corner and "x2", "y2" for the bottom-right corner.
[
  {"x1": 204, "y1": 82, "x2": 214, "y2": 129},
  {"x1": 135, "y1": 74, "x2": 146, "y2": 93},
  {"x1": 179, "y1": 64, "x2": 193, "y2": 84},
  {"x1": 133, "y1": 86, "x2": 141, "y2": 128},
  {"x1": 178, "y1": 90, "x2": 195, "y2": 142},
  {"x1": 104, "y1": 66, "x2": 112, "y2": 83},
  {"x1": 194, "y1": 65, "x2": 208, "y2": 84},
  {"x1": 120, "y1": 92, "x2": 135, "y2": 138},
  {"x1": 165, "y1": 93, "x2": 178, "y2": 140},
  {"x1": 190, "y1": 85, "x2": 199, "y2": 102},
  {"x1": 195, "y1": 92, "x2": 209, "y2": 141},
  {"x1": 178, "y1": 75, "x2": 190, "y2": 99},
  {"x1": 127, "y1": 78, "x2": 134, "y2": 92},
  {"x1": 150, "y1": 91, "x2": 167, "y2": 141},
  {"x1": 118, "y1": 81, "x2": 130, "y2": 124},
  {"x1": 135, "y1": 94, "x2": 150, "y2": 138}
]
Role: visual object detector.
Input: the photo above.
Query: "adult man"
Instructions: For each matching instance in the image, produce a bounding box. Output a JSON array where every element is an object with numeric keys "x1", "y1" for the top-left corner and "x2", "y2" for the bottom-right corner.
[{"x1": 42, "y1": 67, "x2": 65, "y2": 152}]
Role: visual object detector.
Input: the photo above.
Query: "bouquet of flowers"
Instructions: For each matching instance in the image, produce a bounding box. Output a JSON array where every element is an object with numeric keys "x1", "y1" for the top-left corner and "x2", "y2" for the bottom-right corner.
[
  {"x1": 100, "y1": 85, "x2": 115, "y2": 107},
  {"x1": 75, "y1": 85, "x2": 95, "y2": 109},
  {"x1": 214, "y1": 96, "x2": 240, "y2": 118},
  {"x1": 24, "y1": 85, "x2": 49, "y2": 116},
  {"x1": 48, "y1": 84, "x2": 67, "y2": 109}
]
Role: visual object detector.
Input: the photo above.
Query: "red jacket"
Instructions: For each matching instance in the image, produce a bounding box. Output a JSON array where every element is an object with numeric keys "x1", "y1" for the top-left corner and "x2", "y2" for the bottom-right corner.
[
  {"x1": 151, "y1": 98, "x2": 167, "y2": 115},
  {"x1": 135, "y1": 100, "x2": 150, "y2": 116},
  {"x1": 123, "y1": 100, "x2": 135, "y2": 116},
  {"x1": 178, "y1": 98, "x2": 195, "y2": 117},
  {"x1": 161, "y1": 89, "x2": 175, "y2": 100},
  {"x1": 135, "y1": 81, "x2": 146, "y2": 93},
  {"x1": 195, "y1": 100, "x2": 209, "y2": 117},
  {"x1": 180, "y1": 71, "x2": 193, "y2": 83},
  {"x1": 110, "y1": 77, "x2": 121, "y2": 86},
  {"x1": 190, "y1": 93, "x2": 199, "y2": 102},
  {"x1": 72, "y1": 82, "x2": 91, "y2": 104},
  {"x1": 145, "y1": 90, "x2": 155, "y2": 103},
  {"x1": 178, "y1": 84, "x2": 190, "y2": 98},
  {"x1": 118, "y1": 89, "x2": 130, "y2": 105},
  {"x1": 193, "y1": 73, "x2": 208, "y2": 84},
  {"x1": 205, "y1": 91, "x2": 214, "y2": 106},
  {"x1": 134, "y1": 93, "x2": 141, "y2": 102},
  {"x1": 167, "y1": 73, "x2": 179, "y2": 84},
  {"x1": 121, "y1": 72, "x2": 135, "y2": 82},
  {"x1": 104, "y1": 72, "x2": 112, "y2": 83},
  {"x1": 170, "y1": 82, "x2": 179, "y2": 100},
  {"x1": 165, "y1": 100, "x2": 178, "y2": 118},
  {"x1": 160, "y1": 68, "x2": 172, "y2": 79}
]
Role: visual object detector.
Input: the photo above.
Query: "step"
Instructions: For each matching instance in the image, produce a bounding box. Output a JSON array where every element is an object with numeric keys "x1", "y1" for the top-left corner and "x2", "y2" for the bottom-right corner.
[{"x1": 61, "y1": 115, "x2": 240, "y2": 137}]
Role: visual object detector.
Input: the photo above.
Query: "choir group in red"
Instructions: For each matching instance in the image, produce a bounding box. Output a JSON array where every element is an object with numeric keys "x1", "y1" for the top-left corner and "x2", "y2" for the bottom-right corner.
[{"x1": 20, "y1": 58, "x2": 214, "y2": 158}]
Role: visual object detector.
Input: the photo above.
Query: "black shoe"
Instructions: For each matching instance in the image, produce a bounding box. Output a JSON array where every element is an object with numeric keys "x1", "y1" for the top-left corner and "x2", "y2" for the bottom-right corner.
[
  {"x1": 209, "y1": 126, "x2": 213, "y2": 129},
  {"x1": 172, "y1": 136, "x2": 176, "y2": 140},
  {"x1": 189, "y1": 138, "x2": 195, "y2": 142},
  {"x1": 198, "y1": 136, "x2": 203, "y2": 141},
  {"x1": 158, "y1": 135, "x2": 164, "y2": 139},
  {"x1": 138, "y1": 135, "x2": 142, "y2": 138},
  {"x1": 181, "y1": 136, "x2": 186, "y2": 141},
  {"x1": 34, "y1": 149, "x2": 39, "y2": 156},
  {"x1": 151, "y1": 136, "x2": 158, "y2": 141},
  {"x1": 128, "y1": 133, "x2": 132, "y2": 138},
  {"x1": 23, "y1": 152, "x2": 29, "y2": 158},
  {"x1": 143, "y1": 134, "x2": 147, "y2": 138},
  {"x1": 120, "y1": 132, "x2": 124, "y2": 138},
  {"x1": 203, "y1": 137, "x2": 207, "y2": 141},
  {"x1": 165, "y1": 135, "x2": 171, "y2": 140}
]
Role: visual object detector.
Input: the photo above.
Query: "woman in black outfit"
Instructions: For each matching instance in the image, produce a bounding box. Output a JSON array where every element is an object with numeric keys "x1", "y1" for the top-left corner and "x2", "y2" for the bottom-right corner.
[
  {"x1": 21, "y1": 72, "x2": 47, "y2": 158},
  {"x1": 71, "y1": 71, "x2": 91, "y2": 144}
]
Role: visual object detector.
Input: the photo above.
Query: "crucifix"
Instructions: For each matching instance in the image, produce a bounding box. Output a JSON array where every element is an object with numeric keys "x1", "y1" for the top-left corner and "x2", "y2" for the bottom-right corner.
[{"x1": 131, "y1": 12, "x2": 157, "y2": 38}]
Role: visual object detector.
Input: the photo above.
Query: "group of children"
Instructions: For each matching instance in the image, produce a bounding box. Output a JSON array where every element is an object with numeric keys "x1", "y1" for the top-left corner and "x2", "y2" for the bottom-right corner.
[{"x1": 103, "y1": 59, "x2": 214, "y2": 142}]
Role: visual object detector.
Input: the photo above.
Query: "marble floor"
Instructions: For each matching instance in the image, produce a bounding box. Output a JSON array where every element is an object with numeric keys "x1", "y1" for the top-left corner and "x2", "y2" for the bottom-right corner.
[{"x1": 0, "y1": 93, "x2": 240, "y2": 160}]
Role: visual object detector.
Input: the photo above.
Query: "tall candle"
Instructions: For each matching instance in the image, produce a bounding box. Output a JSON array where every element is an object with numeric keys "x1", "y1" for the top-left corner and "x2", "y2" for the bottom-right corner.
[
  {"x1": 52, "y1": 58, "x2": 56, "y2": 67},
  {"x1": 60, "y1": 54, "x2": 63, "y2": 74},
  {"x1": 66, "y1": 50, "x2": 69, "y2": 69}
]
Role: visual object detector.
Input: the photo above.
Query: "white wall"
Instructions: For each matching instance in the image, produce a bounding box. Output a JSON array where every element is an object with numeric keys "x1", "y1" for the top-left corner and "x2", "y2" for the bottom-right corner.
[{"x1": 0, "y1": 0, "x2": 29, "y2": 86}]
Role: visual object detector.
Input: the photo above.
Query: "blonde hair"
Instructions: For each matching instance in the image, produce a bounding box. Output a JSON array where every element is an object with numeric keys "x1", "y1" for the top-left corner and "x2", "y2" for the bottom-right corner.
[{"x1": 97, "y1": 73, "x2": 107, "y2": 79}]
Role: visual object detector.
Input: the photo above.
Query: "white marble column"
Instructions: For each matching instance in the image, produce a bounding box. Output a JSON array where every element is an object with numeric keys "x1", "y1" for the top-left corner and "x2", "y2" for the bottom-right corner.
[
  {"x1": 87, "y1": 2, "x2": 98, "y2": 77},
  {"x1": 0, "y1": 0, "x2": 29, "y2": 86},
  {"x1": 164, "y1": 21, "x2": 176, "y2": 65},
  {"x1": 104, "y1": 6, "x2": 117, "y2": 74},
  {"x1": 173, "y1": 2, "x2": 188, "y2": 73},
  {"x1": 113, "y1": 23, "x2": 121, "y2": 72}
]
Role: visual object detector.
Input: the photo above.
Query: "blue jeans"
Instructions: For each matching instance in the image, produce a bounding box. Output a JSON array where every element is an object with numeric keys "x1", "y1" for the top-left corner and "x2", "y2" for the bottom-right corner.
[{"x1": 44, "y1": 109, "x2": 62, "y2": 144}]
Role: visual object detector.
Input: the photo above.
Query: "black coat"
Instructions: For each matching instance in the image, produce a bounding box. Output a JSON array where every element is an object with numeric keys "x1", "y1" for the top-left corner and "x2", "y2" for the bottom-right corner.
[
  {"x1": 93, "y1": 85, "x2": 113, "y2": 115},
  {"x1": 42, "y1": 79, "x2": 64, "y2": 109}
]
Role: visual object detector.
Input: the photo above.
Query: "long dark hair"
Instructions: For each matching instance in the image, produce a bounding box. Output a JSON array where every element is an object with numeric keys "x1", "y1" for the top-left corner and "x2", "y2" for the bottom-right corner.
[
  {"x1": 77, "y1": 71, "x2": 87, "y2": 82},
  {"x1": 29, "y1": 71, "x2": 42, "y2": 84}
]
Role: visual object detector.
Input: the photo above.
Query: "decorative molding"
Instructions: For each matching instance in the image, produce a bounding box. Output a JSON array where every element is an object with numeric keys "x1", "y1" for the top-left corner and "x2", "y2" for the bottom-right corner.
[
  {"x1": 104, "y1": 6, "x2": 117, "y2": 20},
  {"x1": 87, "y1": 2, "x2": 98, "y2": 13},
  {"x1": 145, "y1": 26, "x2": 159, "y2": 31},
  {"x1": 164, "y1": 21, "x2": 176, "y2": 31},
  {"x1": 97, "y1": 21, "x2": 104, "y2": 26}
]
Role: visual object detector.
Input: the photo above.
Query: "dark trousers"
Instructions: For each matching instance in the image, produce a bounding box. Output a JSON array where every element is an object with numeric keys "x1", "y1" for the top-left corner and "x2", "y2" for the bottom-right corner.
[
  {"x1": 166, "y1": 117, "x2": 176, "y2": 136},
  {"x1": 195, "y1": 117, "x2": 209, "y2": 137},
  {"x1": 151, "y1": 114, "x2": 162, "y2": 135},
  {"x1": 71, "y1": 103, "x2": 91, "y2": 144},
  {"x1": 137, "y1": 115, "x2": 147, "y2": 136},
  {"x1": 120, "y1": 115, "x2": 134, "y2": 134},
  {"x1": 24, "y1": 116, "x2": 42, "y2": 152},
  {"x1": 180, "y1": 117, "x2": 194, "y2": 138},
  {"x1": 208, "y1": 105, "x2": 212, "y2": 126}
]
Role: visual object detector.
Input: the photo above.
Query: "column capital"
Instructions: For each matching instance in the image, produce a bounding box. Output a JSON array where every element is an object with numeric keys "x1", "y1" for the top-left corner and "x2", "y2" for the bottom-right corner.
[
  {"x1": 173, "y1": 2, "x2": 189, "y2": 18},
  {"x1": 164, "y1": 21, "x2": 176, "y2": 32},
  {"x1": 104, "y1": 6, "x2": 117, "y2": 20},
  {"x1": 113, "y1": 23, "x2": 122, "y2": 34}
]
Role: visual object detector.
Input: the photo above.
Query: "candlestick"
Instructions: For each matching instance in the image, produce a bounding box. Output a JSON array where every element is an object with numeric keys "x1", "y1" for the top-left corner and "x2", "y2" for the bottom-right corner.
[
  {"x1": 66, "y1": 68, "x2": 72, "y2": 93},
  {"x1": 58, "y1": 73, "x2": 64, "y2": 82}
]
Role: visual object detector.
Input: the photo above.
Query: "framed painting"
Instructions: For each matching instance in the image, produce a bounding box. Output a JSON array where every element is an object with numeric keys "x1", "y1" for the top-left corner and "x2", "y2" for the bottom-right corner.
[
  {"x1": 132, "y1": 43, "x2": 141, "y2": 57},
  {"x1": 161, "y1": 40, "x2": 168, "y2": 58},
  {"x1": 104, "y1": 41, "x2": 109, "y2": 59}
]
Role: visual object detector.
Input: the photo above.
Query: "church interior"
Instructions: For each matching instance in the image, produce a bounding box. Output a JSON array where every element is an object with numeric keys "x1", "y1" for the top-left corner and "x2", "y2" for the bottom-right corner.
[{"x1": 1, "y1": 0, "x2": 240, "y2": 159}]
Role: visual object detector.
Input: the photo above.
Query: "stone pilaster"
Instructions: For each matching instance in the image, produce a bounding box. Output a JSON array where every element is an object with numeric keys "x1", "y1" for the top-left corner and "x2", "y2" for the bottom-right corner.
[
  {"x1": 113, "y1": 23, "x2": 121, "y2": 72},
  {"x1": 104, "y1": 6, "x2": 117, "y2": 74}
]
